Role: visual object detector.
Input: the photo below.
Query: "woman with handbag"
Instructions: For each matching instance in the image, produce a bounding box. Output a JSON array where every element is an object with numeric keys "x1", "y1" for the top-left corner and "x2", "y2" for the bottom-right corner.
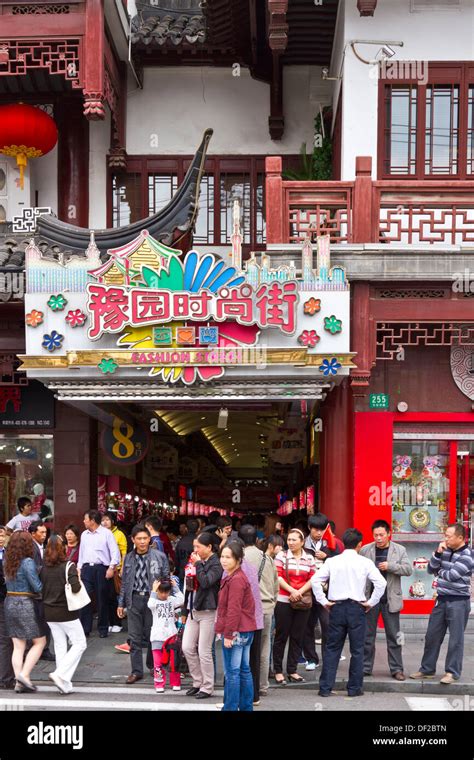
[
  {"x1": 273, "y1": 528, "x2": 316, "y2": 685},
  {"x1": 182, "y1": 531, "x2": 223, "y2": 699},
  {"x1": 40, "y1": 534, "x2": 88, "y2": 694}
]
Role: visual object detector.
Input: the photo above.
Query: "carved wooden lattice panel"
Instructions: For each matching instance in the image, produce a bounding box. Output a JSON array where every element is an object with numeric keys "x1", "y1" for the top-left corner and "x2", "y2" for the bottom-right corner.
[
  {"x1": 376, "y1": 322, "x2": 474, "y2": 360},
  {"x1": 0, "y1": 39, "x2": 82, "y2": 88},
  {"x1": 11, "y1": 4, "x2": 71, "y2": 13},
  {"x1": 379, "y1": 206, "x2": 474, "y2": 244},
  {"x1": 288, "y1": 206, "x2": 351, "y2": 243},
  {"x1": 375, "y1": 289, "x2": 448, "y2": 299}
]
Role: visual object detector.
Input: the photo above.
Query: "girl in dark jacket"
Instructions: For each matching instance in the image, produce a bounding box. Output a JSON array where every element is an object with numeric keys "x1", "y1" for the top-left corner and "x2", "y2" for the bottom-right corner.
[
  {"x1": 182, "y1": 532, "x2": 222, "y2": 699},
  {"x1": 40, "y1": 535, "x2": 87, "y2": 694},
  {"x1": 216, "y1": 541, "x2": 256, "y2": 712}
]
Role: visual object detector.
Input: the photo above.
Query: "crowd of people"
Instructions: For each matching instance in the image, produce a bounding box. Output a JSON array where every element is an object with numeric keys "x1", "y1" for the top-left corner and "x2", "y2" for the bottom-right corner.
[{"x1": 0, "y1": 498, "x2": 472, "y2": 710}]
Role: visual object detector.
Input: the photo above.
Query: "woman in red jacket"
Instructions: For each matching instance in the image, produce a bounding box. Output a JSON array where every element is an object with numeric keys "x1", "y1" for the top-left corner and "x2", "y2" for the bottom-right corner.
[{"x1": 216, "y1": 541, "x2": 256, "y2": 712}]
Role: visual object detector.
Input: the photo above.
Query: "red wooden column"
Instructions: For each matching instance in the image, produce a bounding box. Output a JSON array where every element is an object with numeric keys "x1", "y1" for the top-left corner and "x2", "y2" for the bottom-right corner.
[
  {"x1": 265, "y1": 156, "x2": 284, "y2": 243},
  {"x1": 83, "y1": 0, "x2": 105, "y2": 118},
  {"x1": 56, "y1": 98, "x2": 90, "y2": 227},
  {"x1": 352, "y1": 156, "x2": 374, "y2": 243},
  {"x1": 350, "y1": 282, "x2": 373, "y2": 393},
  {"x1": 53, "y1": 403, "x2": 98, "y2": 532},
  {"x1": 319, "y1": 379, "x2": 354, "y2": 533},
  {"x1": 353, "y1": 412, "x2": 394, "y2": 541}
]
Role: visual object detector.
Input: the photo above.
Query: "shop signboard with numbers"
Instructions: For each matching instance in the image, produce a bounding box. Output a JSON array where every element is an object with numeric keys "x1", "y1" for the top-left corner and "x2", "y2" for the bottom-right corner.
[{"x1": 369, "y1": 393, "x2": 390, "y2": 410}]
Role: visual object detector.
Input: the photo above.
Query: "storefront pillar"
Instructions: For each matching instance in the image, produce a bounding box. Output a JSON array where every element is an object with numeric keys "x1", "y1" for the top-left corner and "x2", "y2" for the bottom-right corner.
[
  {"x1": 353, "y1": 411, "x2": 393, "y2": 541},
  {"x1": 53, "y1": 403, "x2": 98, "y2": 532},
  {"x1": 319, "y1": 378, "x2": 354, "y2": 533}
]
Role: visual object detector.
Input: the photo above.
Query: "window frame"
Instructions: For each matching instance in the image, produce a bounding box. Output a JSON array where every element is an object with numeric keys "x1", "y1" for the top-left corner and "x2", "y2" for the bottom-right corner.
[
  {"x1": 107, "y1": 155, "x2": 289, "y2": 256},
  {"x1": 378, "y1": 62, "x2": 474, "y2": 180}
]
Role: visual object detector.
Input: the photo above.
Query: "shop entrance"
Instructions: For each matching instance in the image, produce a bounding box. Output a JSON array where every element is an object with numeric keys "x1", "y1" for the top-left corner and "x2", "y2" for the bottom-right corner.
[{"x1": 95, "y1": 400, "x2": 319, "y2": 529}]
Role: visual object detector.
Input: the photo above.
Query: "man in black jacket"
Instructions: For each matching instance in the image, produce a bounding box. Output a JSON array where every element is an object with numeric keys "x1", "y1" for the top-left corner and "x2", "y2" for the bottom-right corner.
[
  {"x1": 0, "y1": 526, "x2": 15, "y2": 689},
  {"x1": 175, "y1": 519, "x2": 199, "y2": 584},
  {"x1": 117, "y1": 525, "x2": 169, "y2": 684}
]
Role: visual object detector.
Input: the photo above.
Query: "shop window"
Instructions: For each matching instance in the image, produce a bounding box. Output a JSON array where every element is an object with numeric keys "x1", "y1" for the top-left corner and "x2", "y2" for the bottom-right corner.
[
  {"x1": 0, "y1": 435, "x2": 54, "y2": 525},
  {"x1": 379, "y1": 63, "x2": 474, "y2": 179},
  {"x1": 392, "y1": 440, "x2": 451, "y2": 602}
]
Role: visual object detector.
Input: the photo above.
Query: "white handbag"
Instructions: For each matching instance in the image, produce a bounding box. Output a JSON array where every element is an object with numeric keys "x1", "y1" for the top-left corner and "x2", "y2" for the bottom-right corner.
[{"x1": 65, "y1": 561, "x2": 91, "y2": 611}]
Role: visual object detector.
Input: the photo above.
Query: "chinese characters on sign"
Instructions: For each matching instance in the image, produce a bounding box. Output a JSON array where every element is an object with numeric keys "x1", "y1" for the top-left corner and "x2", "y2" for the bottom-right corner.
[{"x1": 86, "y1": 282, "x2": 298, "y2": 340}]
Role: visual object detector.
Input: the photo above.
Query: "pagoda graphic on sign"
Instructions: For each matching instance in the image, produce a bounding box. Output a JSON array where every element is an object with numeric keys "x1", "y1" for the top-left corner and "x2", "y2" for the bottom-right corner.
[{"x1": 88, "y1": 232, "x2": 176, "y2": 287}]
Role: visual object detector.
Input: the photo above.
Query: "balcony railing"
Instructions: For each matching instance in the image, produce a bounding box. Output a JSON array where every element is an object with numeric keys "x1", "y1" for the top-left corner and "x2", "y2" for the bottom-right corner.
[{"x1": 265, "y1": 156, "x2": 474, "y2": 246}]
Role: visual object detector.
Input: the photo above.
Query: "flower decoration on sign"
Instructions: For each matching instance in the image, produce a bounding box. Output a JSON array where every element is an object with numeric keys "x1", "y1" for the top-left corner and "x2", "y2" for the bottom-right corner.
[
  {"x1": 65, "y1": 309, "x2": 87, "y2": 328},
  {"x1": 47, "y1": 294, "x2": 68, "y2": 312},
  {"x1": 298, "y1": 329, "x2": 320, "y2": 348},
  {"x1": 98, "y1": 358, "x2": 118, "y2": 375},
  {"x1": 319, "y1": 358, "x2": 341, "y2": 376},
  {"x1": 42, "y1": 330, "x2": 64, "y2": 352},
  {"x1": 324, "y1": 315, "x2": 342, "y2": 334},
  {"x1": 25, "y1": 309, "x2": 44, "y2": 327},
  {"x1": 304, "y1": 297, "x2": 321, "y2": 316}
]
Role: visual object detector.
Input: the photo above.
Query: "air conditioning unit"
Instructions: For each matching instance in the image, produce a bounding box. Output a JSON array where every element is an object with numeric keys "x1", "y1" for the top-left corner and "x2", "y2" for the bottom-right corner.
[{"x1": 410, "y1": 0, "x2": 460, "y2": 11}]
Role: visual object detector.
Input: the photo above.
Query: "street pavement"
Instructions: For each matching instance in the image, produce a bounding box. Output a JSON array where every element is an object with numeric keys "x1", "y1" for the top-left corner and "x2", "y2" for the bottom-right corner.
[{"x1": 3, "y1": 625, "x2": 473, "y2": 711}]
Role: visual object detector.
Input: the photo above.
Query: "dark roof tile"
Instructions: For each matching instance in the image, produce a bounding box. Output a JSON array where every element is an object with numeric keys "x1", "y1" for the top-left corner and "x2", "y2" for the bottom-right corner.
[{"x1": 131, "y1": 1, "x2": 206, "y2": 46}]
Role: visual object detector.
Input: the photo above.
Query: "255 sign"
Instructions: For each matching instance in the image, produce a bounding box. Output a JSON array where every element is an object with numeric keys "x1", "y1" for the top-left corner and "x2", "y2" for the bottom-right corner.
[{"x1": 101, "y1": 416, "x2": 150, "y2": 466}]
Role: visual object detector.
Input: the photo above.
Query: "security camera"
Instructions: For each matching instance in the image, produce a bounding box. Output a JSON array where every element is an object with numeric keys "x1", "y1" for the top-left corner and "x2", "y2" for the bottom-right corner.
[
  {"x1": 377, "y1": 45, "x2": 396, "y2": 61},
  {"x1": 321, "y1": 67, "x2": 329, "y2": 79}
]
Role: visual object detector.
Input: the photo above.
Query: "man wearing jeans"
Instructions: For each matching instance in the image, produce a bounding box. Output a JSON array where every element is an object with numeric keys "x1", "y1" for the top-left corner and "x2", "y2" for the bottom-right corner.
[
  {"x1": 312, "y1": 528, "x2": 386, "y2": 698},
  {"x1": 118, "y1": 525, "x2": 169, "y2": 684},
  {"x1": 78, "y1": 510, "x2": 121, "y2": 639},
  {"x1": 410, "y1": 523, "x2": 473, "y2": 685},
  {"x1": 361, "y1": 519, "x2": 412, "y2": 680}
]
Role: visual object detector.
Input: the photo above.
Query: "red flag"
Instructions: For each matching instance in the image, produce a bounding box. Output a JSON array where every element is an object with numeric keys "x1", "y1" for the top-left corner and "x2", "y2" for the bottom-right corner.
[{"x1": 321, "y1": 523, "x2": 336, "y2": 550}]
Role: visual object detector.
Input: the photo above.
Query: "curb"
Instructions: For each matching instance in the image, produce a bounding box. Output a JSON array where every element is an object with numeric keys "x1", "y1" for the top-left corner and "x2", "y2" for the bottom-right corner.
[
  {"x1": 265, "y1": 679, "x2": 474, "y2": 696},
  {"x1": 31, "y1": 676, "x2": 474, "y2": 696}
]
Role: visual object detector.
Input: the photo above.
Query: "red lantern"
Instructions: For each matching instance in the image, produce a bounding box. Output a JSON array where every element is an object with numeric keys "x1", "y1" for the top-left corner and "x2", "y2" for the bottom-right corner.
[{"x1": 0, "y1": 103, "x2": 58, "y2": 189}]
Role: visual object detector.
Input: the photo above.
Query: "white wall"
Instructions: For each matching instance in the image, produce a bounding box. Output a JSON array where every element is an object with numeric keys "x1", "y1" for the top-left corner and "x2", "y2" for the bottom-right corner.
[
  {"x1": 126, "y1": 66, "x2": 331, "y2": 155},
  {"x1": 33, "y1": 147, "x2": 58, "y2": 215},
  {"x1": 89, "y1": 111, "x2": 111, "y2": 229},
  {"x1": 337, "y1": 0, "x2": 474, "y2": 179}
]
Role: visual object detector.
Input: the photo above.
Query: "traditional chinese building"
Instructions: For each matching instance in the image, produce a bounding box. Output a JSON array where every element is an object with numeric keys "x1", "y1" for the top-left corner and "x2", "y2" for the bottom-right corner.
[{"x1": 1, "y1": 0, "x2": 473, "y2": 614}]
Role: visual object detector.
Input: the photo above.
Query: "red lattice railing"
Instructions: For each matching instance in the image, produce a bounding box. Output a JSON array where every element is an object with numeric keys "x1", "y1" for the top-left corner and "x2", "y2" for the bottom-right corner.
[
  {"x1": 375, "y1": 183, "x2": 474, "y2": 245},
  {"x1": 284, "y1": 182, "x2": 353, "y2": 244},
  {"x1": 266, "y1": 156, "x2": 474, "y2": 246}
]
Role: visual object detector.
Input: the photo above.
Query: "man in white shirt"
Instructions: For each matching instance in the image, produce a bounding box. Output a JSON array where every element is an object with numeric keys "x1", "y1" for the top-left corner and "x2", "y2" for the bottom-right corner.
[
  {"x1": 5, "y1": 497, "x2": 35, "y2": 535},
  {"x1": 311, "y1": 528, "x2": 387, "y2": 698}
]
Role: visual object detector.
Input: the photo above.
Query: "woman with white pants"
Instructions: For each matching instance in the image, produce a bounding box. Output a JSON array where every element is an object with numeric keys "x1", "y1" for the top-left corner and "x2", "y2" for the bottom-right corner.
[{"x1": 40, "y1": 535, "x2": 87, "y2": 694}]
